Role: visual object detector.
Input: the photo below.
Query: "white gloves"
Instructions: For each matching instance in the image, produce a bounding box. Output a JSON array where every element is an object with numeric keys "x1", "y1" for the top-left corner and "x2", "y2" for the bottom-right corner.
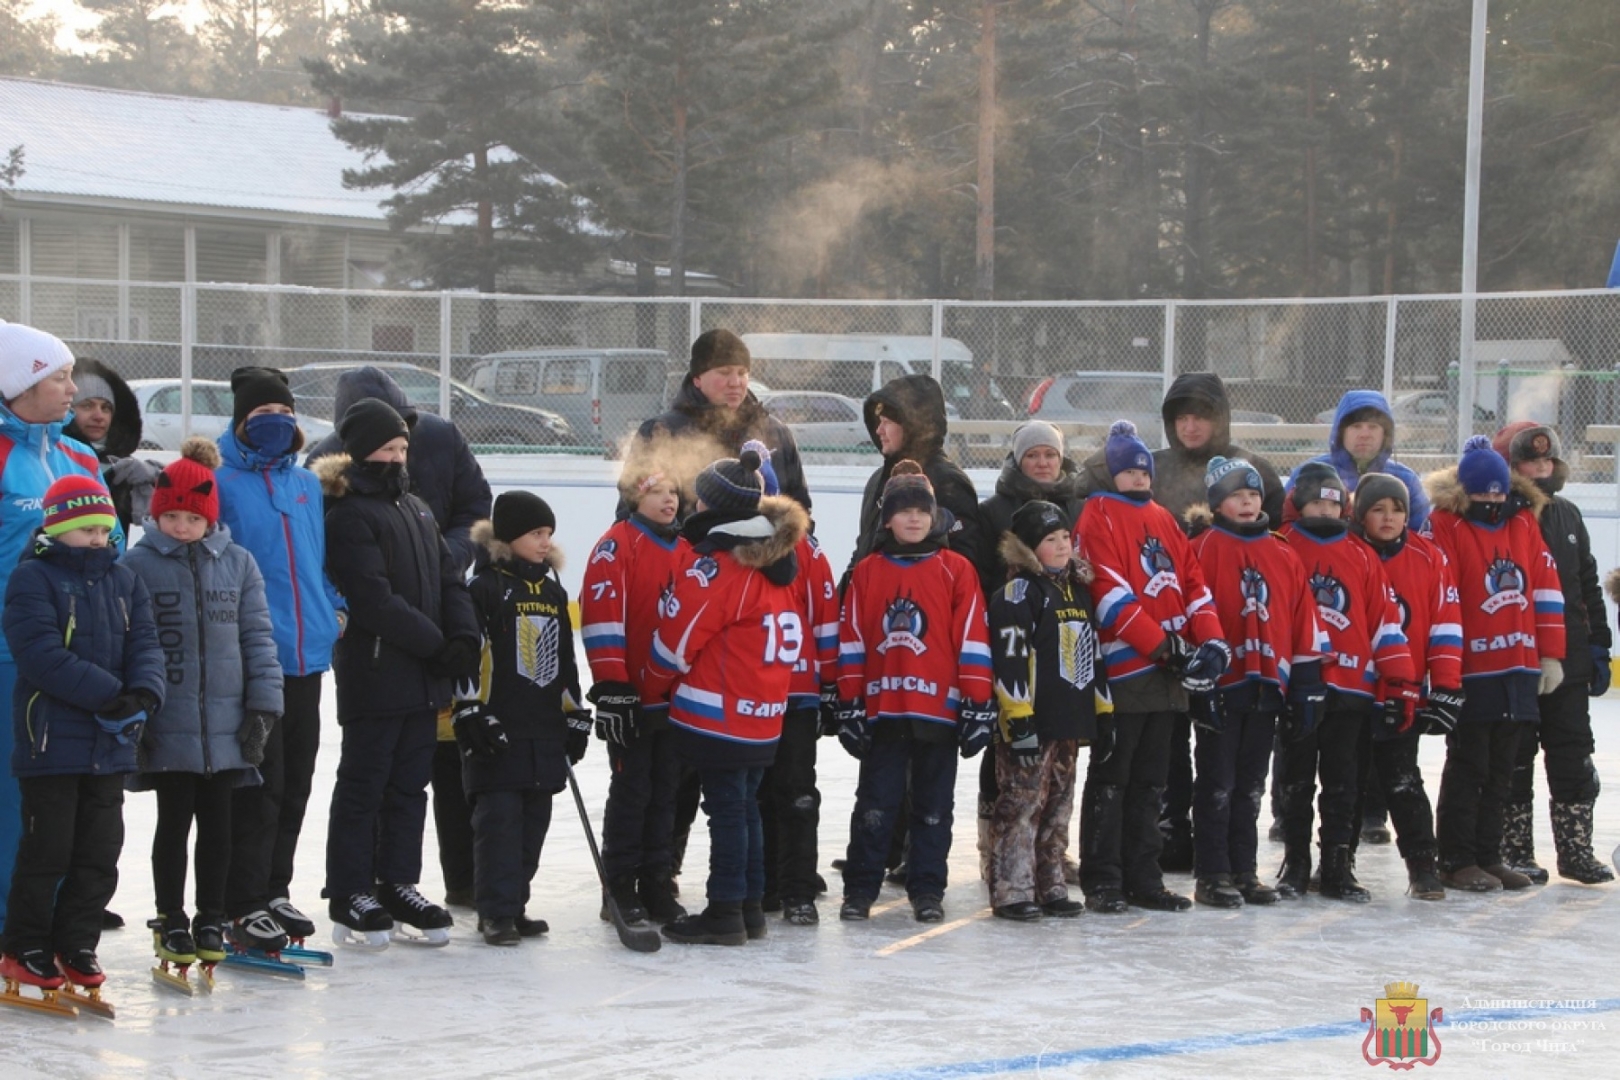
[{"x1": 1539, "y1": 658, "x2": 1564, "y2": 696}]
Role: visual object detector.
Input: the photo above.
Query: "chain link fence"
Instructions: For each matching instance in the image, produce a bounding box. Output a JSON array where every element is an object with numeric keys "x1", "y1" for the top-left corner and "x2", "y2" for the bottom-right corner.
[{"x1": 6, "y1": 276, "x2": 1620, "y2": 472}]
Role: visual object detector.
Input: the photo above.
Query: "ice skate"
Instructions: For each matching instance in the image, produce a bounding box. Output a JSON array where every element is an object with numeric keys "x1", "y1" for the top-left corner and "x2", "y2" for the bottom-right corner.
[
  {"x1": 148, "y1": 916, "x2": 199, "y2": 997},
  {"x1": 378, "y1": 883, "x2": 453, "y2": 946},
  {"x1": 53, "y1": 950, "x2": 115, "y2": 1019},
  {"x1": 223, "y1": 913, "x2": 306, "y2": 981},
  {"x1": 0, "y1": 951, "x2": 76, "y2": 1018},
  {"x1": 330, "y1": 892, "x2": 394, "y2": 949}
]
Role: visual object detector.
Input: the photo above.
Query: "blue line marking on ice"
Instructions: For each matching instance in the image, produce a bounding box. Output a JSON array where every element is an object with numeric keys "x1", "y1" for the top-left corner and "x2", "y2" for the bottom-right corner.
[{"x1": 845, "y1": 998, "x2": 1620, "y2": 1080}]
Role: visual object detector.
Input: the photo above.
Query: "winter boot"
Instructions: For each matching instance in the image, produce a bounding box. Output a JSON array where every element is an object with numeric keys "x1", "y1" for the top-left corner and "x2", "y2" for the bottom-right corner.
[
  {"x1": 637, "y1": 872, "x2": 686, "y2": 925},
  {"x1": 1500, "y1": 799, "x2": 1550, "y2": 884},
  {"x1": 478, "y1": 917, "x2": 520, "y2": 946},
  {"x1": 1233, "y1": 872, "x2": 1278, "y2": 905},
  {"x1": 1481, "y1": 862, "x2": 1534, "y2": 890},
  {"x1": 1405, "y1": 854, "x2": 1446, "y2": 901},
  {"x1": 742, "y1": 900, "x2": 768, "y2": 941},
  {"x1": 911, "y1": 894, "x2": 945, "y2": 923},
  {"x1": 1275, "y1": 845, "x2": 1311, "y2": 900},
  {"x1": 1041, "y1": 895, "x2": 1084, "y2": 918},
  {"x1": 839, "y1": 895, "x2": 872, "y2": 921},
  {"x1": 515, "y1": 915, "x2": 550, "y2": 937},
  {"x1": 1194, "y1": 874, "x2": 1244, "y2": 909},
  {"x1": 603, "y1": 874, "x2": 649, "y2": 926},
  {"x1": 1124, "y1": 886, "x2": 1192, "y2": 912},
  {"x1": 992, "y1": 900, "x2": 1043, "y2": 921},
  {"x1": 662, "y1": 902, "x2": 747, "y2": 946},
  {"x1": 1360, "y1": 814, "x2": 1392, "y2": 845},
  {"x1": 1084, "y1": 887, "x2": 1129, "y2": 914},
  {"x1": 1438, "y1": 864, "x2": 1501, "y2": 892},
  {"x1": 1319, "y1": 845, "x2": 1371, "y2": 903},
  {"x1": 192, "y1": 912, "x2": 229, "y2": 962},
  {"x1": 1551, "y1": 800, "x2": 1616, "y2": 884},
  {"x1": 781, "y1": 898, "x2": 819, "y2": 925},
  {"x1": 1158, "y1": 817, "x2": 1194, "y2": 874}
]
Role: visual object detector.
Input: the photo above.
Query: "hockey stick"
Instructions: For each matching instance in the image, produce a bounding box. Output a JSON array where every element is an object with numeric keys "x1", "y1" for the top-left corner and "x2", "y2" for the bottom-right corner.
[{"x1": 564, "y1": 758, "x2": 662, "y2": 953}]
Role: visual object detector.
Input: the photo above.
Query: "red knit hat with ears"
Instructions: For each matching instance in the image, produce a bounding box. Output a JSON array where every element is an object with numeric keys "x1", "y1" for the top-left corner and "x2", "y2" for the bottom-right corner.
[{"x1": 150, "y1": 436, "x2": 221, "y2": 526}]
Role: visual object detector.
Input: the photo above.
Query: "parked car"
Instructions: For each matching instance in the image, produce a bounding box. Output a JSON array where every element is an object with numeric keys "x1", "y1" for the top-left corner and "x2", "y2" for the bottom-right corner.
[
  {"x1": 756, "y1": 390, "x2": 873, "y2": 451},
  {"x1": 282, "y1": 362, "x2": 575, "y2": 447},
  {"x1": 465, "y1": 348, "x2": 668, "y2": 452},
  {"x1": 1027, "y1": 371, "x2": 1283, "y2": 447},
  {"x1": 130, "y1": 378, "x2": 335, "y2": 451}
]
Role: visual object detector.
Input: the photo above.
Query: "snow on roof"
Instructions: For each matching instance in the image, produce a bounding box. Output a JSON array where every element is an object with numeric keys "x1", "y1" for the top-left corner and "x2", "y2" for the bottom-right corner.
[{"x1": 0, "y1": 77, "x2": 404, "y2": 224}]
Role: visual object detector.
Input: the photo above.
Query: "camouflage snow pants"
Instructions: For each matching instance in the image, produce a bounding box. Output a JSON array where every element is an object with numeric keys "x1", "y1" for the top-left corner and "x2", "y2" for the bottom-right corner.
[{"x1": 989, "y1": 739, "x2": 1079, "y2": 908}]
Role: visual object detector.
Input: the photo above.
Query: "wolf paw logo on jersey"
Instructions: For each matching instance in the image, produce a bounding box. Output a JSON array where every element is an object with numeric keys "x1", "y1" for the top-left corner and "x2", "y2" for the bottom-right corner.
[
  {"x1": 685, "y1": 556, "x2": 720, "y2": 588},
  {"x1": 876, "y1": 594, "x2": 928, "y2": 656},
  {"x1": 1481, "y1": 556, "x2": 1528, "y2": 614},
  {"x1": 1309, "y1": 568, "x2": 1351, "y2": 630},
  {"x1": 1138, "y1": 537, "x2": 1179, "y2": 597},
  {"x1": 590, "y1": 538, "x2": 618, "y2": 565},
  {"x1": 1239, "y1": 565, "x2": 1271, "y2": 621}
]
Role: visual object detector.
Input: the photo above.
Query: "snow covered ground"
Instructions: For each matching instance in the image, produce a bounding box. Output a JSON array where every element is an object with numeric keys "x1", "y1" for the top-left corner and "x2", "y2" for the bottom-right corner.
[{"x1": 2, "y1": 458, "x2": 1619, "y2": 1077}]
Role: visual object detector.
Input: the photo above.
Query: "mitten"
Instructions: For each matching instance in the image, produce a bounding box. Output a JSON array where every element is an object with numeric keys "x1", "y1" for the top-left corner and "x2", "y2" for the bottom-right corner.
[
  {"x1": 1538, "y1": 657, "x2": 1564, "y2": 696},
  {"x1": 238, "y1": 710, "x2": 278, "y2": 766},
  {"x1": 1590, "y1": 647, "x2": 1611, "y2": 698}
]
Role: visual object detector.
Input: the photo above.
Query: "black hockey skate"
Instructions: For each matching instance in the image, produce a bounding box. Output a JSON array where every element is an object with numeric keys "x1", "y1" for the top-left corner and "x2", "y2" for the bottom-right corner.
[
  {"x1": 330, "y1": 891, "x2": 394, "y2": 949},
  {"x1": 378, "y1": 883, "x2": 453, "y2": 946}
]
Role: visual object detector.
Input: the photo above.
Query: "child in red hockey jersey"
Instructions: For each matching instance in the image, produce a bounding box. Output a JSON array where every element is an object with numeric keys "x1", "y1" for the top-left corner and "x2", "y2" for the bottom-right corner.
[
  {"x1": 837, "y1": 460, "x2": 995, "y2": 923},
  {"x1": 581, "y1": 470, "x2": 689, "y2": 928},
  {"x1": 1349, "y1": 473, "x2": 1462, "y2": 900},
  {"x1": 643, "y1": 451, "x2": 808, "y2": 945},
  {"x1": 1075, "y1": 421, "x2": 1228, "y2": 914},
  {"x1": 1277, "y1": 462, "x2": 1415, "y2": 902},
  {"x1": 1422, "y1": 436, "x2": 1565, "y2": 892},
  {"x1": 1185, "y1": 457, "x2": 1326, "y2": 910}
]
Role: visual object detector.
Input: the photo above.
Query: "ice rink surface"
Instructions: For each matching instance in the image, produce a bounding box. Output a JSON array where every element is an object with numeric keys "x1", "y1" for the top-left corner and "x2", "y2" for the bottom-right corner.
[{"x1": 2, "y1": 461, "x2": 1618, "y2": 1077}]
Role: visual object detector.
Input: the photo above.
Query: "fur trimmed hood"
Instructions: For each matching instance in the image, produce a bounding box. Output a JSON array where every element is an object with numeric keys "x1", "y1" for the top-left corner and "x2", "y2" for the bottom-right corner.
[
  {"x1": 724, "y1": 495, "x2": 810, "y2": 569},
  {"x1": 998, "y1": 530, "x2": 1093, "y2": 586},
  {"x1": 1424, "y1": 466, "x2": 1548, "y2": 518},
  {"x1": 315, "y1": 452, "x2": 352, "y2": 498},
  {"x1": 470, "y1": 517, "x2": 566, "y2": 570},
  {"x1": 1183, "y1": 502, "x2": 1214, "y2": 536},
  {"x1": 1606, "y1": 567, "x2": 1620, "y2": 608}
]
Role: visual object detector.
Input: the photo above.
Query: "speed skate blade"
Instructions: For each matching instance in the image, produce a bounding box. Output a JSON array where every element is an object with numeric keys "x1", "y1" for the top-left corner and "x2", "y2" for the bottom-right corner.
[
  {"x1": 222, "y1": 951, "x2": 306, "y2": 980},
  {"x1": 151, "y1": 965, "x2": 196, "y2": 997},
  {"x1": 282, "y1": 944, "x2": 335, "y2": 967},
  {"x1": 0, "y1": 981, "x2": 78, "y2": 1019},
  {"x1": 55, "y1": 984, "x2": 115, "y2": 1020}
]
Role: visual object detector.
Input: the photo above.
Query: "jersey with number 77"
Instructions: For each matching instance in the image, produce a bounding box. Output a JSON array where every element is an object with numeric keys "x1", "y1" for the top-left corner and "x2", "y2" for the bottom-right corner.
[{"x1": 643, "y1": 513, "x2": 807, "y2": 768}]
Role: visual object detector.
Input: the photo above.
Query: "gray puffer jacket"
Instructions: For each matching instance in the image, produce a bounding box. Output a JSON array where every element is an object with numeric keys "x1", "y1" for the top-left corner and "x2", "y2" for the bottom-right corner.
[{"x1": 123, "y1": 522, "x2": 283, "y2": 780}]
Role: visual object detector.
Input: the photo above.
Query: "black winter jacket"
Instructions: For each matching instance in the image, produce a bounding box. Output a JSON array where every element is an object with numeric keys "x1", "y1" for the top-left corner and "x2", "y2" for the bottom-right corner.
[
  {"x1": 1528, "y1": 462, "x2": 1610, "y2": 681},
  {"x1": 305, "y1": 367, "x2": 493, "y2": 573},
  {"x1": 63, "y1": 358, "x2": 160, "y2": 532},
  {"x1": 317, "y1": 455, "x2": 480, "y2": 721},
  {"x1": 972, "y1": 453, "x2": 1086, "y2": 596},
  {"x1": 846, "y1": 374, "x2": 983, "y2": 583},
  {"x1": 623, "y1": 380, "x2": 810, "y2": 517},
  {"x1": 457, "y1": 524, "x2": 582, "y2": 796}
]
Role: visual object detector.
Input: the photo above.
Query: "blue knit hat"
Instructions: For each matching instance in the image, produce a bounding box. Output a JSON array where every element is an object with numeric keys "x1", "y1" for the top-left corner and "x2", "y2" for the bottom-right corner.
[
  {"x1": 1104, "y1": 420, "x2": 1154, "y2": 480},
  {"x1": 1457, "y1": 434, "x2": 1511, "y2": 496},
  {"x1": 695, "y1": 449, "x2": 764, "y2": 513},
  {"x1": 1205, "y1": 455, "x2": 1262, "y2": 506}
]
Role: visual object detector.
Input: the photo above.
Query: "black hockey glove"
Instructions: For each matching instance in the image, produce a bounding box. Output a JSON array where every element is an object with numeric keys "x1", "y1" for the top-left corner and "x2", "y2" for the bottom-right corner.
[
  {"x1": 1189, "y1": 692, "x2": 1223, "y2": 734},
  {"x1": 998, "y1": 711, "x2": 1039, "y2": 767},
  {"x1": 428, "y1": 637, "x2": 480, "y2": 681},
  {"x1": 1088, "y1": 715, "x2": 1116, "y2": 765},
  {"x1": 835, "y1": 700, "x2": 871, "y2": 760},
  {"x1": 1591, "y1": 647, "x2": 1612, "y2": 698},
  {"x1": 1283, "y1": 663, "x2": 1327, "y2": 743},
  {"x1": 819, "y1": 683, "x2": 842, "y2": 737},
  {"x1": 565, "y1": 708, "x2": 593, "y2": 764},
  {"x1": 1157, "y1": 632, "x2": 1193, "y2": 674},
  {"x1": 451, "y1": 701, "x2": 509, "y2": 758},
  {"x1": 1180, "y1": 639, "x2": 1233, "y2": 694},
  {"x1": 1380, "y1": 679, "x2": 1422, "y2": 735},
  {"x1": 238, "y1": 710, "x2": 278, "y2": 766},
  {"x1": 1416, "y1": 687, "x2": 1463, "y2": 736},
  {"x1": 588, "y1": 681, "x2": 641, "y2": 747},
  {"x1": 957, "y1": 700, "x2": 998, "y2": 759}
]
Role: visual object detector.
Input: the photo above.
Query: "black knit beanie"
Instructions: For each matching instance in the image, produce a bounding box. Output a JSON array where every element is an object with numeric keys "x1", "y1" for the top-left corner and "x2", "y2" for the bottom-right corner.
[
  {"x1": 340, "y1": 398, "x2": 410, "y2": 461},
  {"x1": 1010, "y1": 499, "x2": 1068, "y2": 552},
  {"x1": 231, "y1": 366, "x2": 296, "y2": 429},
  {"x1": 493, "y1": 490, "x2": 556, "y2": 543},
  {"x1": 694, "y1": 449, "x2": 764, "y2": 513},
  {"x1": 688, "y1": 329, "x2": 751, "y2": 379},
  {"x1": 880, "y1": 459, "x2": 936, "y2": 524}
]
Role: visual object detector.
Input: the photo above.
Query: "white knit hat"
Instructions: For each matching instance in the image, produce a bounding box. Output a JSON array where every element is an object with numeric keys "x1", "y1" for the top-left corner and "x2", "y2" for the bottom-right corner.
[{"x1": 0, "y1": 322, "x2": 74, "y2": 403}]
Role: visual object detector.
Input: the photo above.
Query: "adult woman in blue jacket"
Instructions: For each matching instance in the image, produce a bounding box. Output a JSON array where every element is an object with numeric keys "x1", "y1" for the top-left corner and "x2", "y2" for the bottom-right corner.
[
  {"x1": 0, "y1": 322, "x2": 116, "y2": 927},
  {"x1": 213, "y1": 366, "x2": 346, "y2": 942}
]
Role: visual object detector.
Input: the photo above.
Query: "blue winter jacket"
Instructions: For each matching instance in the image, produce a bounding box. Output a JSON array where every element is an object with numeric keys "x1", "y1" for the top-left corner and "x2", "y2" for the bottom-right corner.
[
  {"x1": 0, "y1": 403, "x2": 123, "y2": 664},
  {"x1": 1294, "y1": 389, "x2": 1431, "y2": 530},
  {"x1": 215, "y1": 427, "x2": 345, "y2": 678},
  {"x1": 123, "y1": 522, "x2": 283, "y2": 781},
  {"x1": 2, "y1": 534, "x2": 165, "y2": 778}
]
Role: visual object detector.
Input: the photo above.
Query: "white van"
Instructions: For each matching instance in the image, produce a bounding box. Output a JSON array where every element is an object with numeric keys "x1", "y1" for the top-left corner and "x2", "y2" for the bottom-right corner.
[
  {"x1": 466, "y1": 348, "x2": 669, "y2": 452},
  {"x1": 737, "y1": 333, "x2": 1014, "y2": 463}
]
